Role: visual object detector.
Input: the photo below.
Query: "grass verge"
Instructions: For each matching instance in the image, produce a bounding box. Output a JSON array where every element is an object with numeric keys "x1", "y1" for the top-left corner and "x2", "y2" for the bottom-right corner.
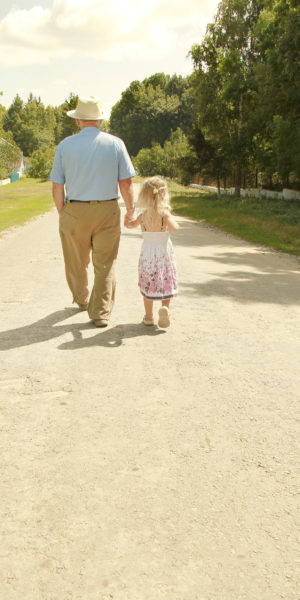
[
  {"x1": 168, "y1": 180, "x2": 300, "y2": 256},
  {"x1": 1, "y1": 177, "x2": 299, "y2": 256},
  {"x1": 0, "y1": 178, "x2": 53, "y2": 234}
]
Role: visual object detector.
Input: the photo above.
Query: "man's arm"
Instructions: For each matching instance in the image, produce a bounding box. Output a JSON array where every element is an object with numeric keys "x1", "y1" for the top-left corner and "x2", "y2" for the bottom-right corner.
[
  {"x1": 118, "y1": 178, "x2": 135, "y2": 227},
  {"x1": 52, "y1": 182, "x2": 65, "y2": 214}
]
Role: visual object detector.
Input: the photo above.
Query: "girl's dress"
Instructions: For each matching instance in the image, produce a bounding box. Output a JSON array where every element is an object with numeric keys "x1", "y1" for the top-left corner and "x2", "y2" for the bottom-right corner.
[{"x1": 138, "y1": 216, "x2": 178, "y2": 300}]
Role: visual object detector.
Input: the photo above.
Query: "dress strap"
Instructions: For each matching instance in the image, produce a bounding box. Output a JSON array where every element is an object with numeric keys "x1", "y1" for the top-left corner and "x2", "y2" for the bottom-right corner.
[{"x1": 161, "y1": 216, "x2": 164, "y2": 231}]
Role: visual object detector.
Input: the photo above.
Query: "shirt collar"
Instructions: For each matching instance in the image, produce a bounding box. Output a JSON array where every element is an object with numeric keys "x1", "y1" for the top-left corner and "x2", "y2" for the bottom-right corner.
[{"x1": 79, "y1": 127, "x2": 100, "y2": 135}]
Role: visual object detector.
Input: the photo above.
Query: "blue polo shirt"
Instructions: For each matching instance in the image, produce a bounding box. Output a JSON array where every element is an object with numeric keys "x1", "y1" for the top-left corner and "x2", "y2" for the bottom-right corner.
[{"x1": 49, "y1": 127, "x2": 136, "y2": 201}]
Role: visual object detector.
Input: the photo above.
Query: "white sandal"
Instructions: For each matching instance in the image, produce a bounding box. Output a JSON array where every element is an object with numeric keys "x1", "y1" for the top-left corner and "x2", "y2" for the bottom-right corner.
[
  {"x1": 143, "y1": 316, "x2": 154, "y2": 326},
  {"x1": 158, "y1": 307, "x2": 170, "y2": 328}
]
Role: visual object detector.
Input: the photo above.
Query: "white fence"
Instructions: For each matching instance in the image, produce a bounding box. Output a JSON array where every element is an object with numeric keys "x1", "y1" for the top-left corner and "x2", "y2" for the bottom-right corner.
[
  {"x1": 0, "y1": 178, "x2": 11, "y2": 186},
  {"x1": 190, "y1": 184, "x2": 300, "y2": 201}
]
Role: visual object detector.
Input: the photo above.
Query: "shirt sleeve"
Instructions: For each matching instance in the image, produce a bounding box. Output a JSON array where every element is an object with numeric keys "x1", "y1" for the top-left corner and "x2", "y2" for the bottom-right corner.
[
  {"x1": 48, "y1": 144, "x2": 65, "y2": 184},
  {"x1": 117, "y1": 139, "x2": 137, "y2": 181}
]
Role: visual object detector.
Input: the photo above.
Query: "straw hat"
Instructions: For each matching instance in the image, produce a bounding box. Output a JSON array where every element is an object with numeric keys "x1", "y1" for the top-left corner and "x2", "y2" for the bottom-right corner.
[{"x1": 67, "y1": 96, "x2": 103, "y2": 120}]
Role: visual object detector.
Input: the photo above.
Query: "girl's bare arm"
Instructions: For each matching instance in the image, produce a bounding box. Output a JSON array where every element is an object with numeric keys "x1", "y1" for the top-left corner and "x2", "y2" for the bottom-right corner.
[{"x1": 166, "y1": 212, "x2": 179, "y2": 233}]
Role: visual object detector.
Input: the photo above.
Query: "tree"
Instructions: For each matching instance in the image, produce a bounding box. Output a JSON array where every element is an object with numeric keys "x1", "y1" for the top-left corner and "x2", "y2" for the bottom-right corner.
[
  {"x1": 134, "y1": 128, "x2": 195, "y2": 184},
  {"x1": 3, "y1": 94, "x2": 56, "y2": 156},
  {"x1": 0, "y1": 134, "x2": 22, "y2": 179},
  {"x1": 3, "y1": 94, "x2": 23, "y2": 138},
  {"x1": 55, "y1": 93, "x2": 79, "y2": 142},
  {"x1": 253, "y1": 0, "x2": 300, "y2": 186},
  {"x1": 28, "y1": 146, "x2": 56, "y2": 179},
  {"x1": 110, "y1": 74, "x2": 193, "y2": 156},
  {"x1": 190, "y1": 0, "x2": 262, "y2": 195}
]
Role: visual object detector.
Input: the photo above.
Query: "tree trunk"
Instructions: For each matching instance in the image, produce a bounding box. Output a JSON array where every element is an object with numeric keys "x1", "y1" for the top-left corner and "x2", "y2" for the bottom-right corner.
[
  {"x1": 234, "y1": 94, "x2": 243, "y2": 197},
  {"x1": 217, "y1": 173, "x2": 221, "y2": 195}
]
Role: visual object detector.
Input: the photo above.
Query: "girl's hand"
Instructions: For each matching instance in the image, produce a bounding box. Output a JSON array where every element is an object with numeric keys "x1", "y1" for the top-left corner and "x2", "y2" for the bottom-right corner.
[{"x1": 124, "y1": 213, "x2": 141, "y2": 229}]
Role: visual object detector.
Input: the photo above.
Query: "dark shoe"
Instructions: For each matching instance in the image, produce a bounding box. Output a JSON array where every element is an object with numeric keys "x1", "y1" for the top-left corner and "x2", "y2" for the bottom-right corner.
[{"x1": 93, "y1": 319, "x2": 108, "y2": 328}]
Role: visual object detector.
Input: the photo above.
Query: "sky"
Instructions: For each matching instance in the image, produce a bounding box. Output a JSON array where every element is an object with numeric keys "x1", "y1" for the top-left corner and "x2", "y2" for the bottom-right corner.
[{"x1": 0, "y1": 0, "x2": 220, "y2": 118}]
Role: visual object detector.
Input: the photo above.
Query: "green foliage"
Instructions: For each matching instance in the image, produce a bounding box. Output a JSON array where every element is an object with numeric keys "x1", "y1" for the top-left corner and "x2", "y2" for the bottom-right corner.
[
  {"x1": 189, "y1": 0, "x2": 300, "y2": 190},
  {"x1": 134, "y1": 128, "x2": 195, "y2": 185},
  {"x1": 134, "y1": 143, "x2": 166, "y2": 177},
  {"x1": 2, "y1": 5, "x2": 299, "y2": 192},
  {"x1": 54, "y1": 93, "x2": 79, "y2": 142},
  {"x1": 28, "y1": 146, "x2": 56, "y2": 179},
  {"x1": 0, "y1": 133, "x2": 22, "y2": 179},
  {"x1": 0, "y1": 103, "x2": 7, "y2": 129},
  {"x1": 253, "y1": 0, "x2": 300, "y2": 184},
  {"x1": 110, "y1": 74, "x2": 193, "y2": 155},
  {"x1": 190, "y1": 0, "x2": 262, "y2": 194},
  {"x1": 100, "y1": 119, "x2": 110, "y2": 133},
  {"x1": 3, "y1": 94, "x2": 56, "y2": 156}
]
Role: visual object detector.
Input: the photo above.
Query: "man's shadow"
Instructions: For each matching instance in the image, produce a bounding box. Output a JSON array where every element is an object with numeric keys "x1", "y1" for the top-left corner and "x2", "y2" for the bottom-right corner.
[{"x1": 0, "y1": 308, "x2": 165, "y2": 352}]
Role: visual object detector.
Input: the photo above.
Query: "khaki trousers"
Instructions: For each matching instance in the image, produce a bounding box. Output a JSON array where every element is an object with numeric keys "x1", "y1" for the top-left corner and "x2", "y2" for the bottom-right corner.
[{"x1": 59, "y1": 200, "x2": 121, "y2": 320}]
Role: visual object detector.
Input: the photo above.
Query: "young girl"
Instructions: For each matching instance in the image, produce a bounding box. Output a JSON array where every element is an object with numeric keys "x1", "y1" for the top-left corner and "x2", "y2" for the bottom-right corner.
[{"x1": 127, "y1": 176, "x2": 179, "y2": 328}]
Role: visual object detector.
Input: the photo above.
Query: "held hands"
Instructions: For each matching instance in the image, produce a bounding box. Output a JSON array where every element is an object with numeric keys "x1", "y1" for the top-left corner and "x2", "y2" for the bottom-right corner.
[{"x1": 124, "y1": 208, "x2": 136, "y2": 228}]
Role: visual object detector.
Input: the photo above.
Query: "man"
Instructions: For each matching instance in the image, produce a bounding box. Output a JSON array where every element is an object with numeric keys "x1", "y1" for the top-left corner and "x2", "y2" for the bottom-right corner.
[{"x1": 49, "y1": 96, "x2": 136, "y2": 327}]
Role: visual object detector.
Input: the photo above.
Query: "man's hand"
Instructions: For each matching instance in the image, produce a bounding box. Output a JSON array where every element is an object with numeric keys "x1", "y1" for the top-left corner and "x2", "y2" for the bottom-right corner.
[
  {"x1": 119, "y1": 178, "x2": 135, "y2": 227},
  {"x1": 124, "y1": 208, "x2": 135, "y2": 228},
  {"x1": 52, "y1": 182, "x2": 65, "y2": 214}
]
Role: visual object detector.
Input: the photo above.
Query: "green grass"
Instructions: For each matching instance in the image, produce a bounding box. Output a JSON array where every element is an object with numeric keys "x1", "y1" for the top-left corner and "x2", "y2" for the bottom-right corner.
[
  {"x1": 1, "y1": 176, "x2": 299, "y2": 255},
  {"x1": 168, "y1": 180, "x2": 300, "y2": 256},
  {"x1": 0, "y1": 178, "x2": 53, "y2": 233}
]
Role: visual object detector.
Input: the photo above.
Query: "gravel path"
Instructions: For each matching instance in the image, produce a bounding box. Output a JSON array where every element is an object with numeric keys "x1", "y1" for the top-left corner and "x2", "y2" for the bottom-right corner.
[{"x1": 0, "y1": 187, "x2": 299, "y2": 600}]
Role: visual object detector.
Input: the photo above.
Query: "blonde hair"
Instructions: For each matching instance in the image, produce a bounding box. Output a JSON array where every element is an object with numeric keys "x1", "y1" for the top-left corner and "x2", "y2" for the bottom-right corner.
[{"x1": 138, "y1": 176, "x2": 171, "y2": 226}]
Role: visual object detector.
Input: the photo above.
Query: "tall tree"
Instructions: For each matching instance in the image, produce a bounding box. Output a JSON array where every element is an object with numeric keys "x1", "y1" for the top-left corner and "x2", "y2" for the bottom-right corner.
[
  {"x1": 3, "y1": 94, "x2": 24, "y2": 138},
  {"x1": 253, "y1": 0, "x2": 300, "y2": 185},
  {"x1": 3, "y1": 94, "x2": 56, "y2": 156},
  {"x1": 110, "y1": 74, "x2": 193, "y2": 156},
  {"x1": 190, "y1": 0, "x2": 262, "y2": 194},
  {"x1": 55, "y1": 93, "x2": 79, "y2": 142}
]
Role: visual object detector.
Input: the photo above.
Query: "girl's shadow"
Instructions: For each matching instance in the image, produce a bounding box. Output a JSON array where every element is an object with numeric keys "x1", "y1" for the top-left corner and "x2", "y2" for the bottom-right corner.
[{"x1": 0, "y1": 308, "x2": 165, "y2": 352}]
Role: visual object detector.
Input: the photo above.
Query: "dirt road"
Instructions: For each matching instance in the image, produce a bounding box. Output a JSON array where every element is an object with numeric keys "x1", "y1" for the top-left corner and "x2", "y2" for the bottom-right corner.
[{"x1": 0, "y1": 187, "x2": 299, "y2": 600}]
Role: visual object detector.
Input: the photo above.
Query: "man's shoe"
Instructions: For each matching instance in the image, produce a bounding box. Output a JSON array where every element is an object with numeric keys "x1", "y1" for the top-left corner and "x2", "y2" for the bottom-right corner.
[{"x1": 93, "y1": 319, "x2": 108, "y2": 328}]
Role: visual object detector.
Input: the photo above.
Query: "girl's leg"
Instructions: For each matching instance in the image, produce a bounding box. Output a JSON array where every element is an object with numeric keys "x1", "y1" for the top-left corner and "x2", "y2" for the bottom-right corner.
[
  {"x1": 162, "y1": 299, "x2": 170, "y2": 309},
  {"x1": 143, "y1": 297, "x2": 154, "y2": 320}
]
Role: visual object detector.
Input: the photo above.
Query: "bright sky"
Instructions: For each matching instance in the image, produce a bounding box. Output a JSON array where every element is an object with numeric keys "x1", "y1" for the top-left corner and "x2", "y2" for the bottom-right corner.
[{"x1": 0, "y1": 0, "x2": 220, "y2": 118}]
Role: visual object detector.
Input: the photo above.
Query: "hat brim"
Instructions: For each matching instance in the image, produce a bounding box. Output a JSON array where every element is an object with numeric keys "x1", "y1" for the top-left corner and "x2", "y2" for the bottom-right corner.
[
  {"x1": 66, "y1": 109, "x2": 103, "y2": 119},
  {"x1": 66, "y1": 109, "x2": 77, "y2": 119}
]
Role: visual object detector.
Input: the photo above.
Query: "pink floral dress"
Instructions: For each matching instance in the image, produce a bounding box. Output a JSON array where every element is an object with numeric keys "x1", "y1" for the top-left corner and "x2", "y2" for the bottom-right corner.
[{"x1": 138, "y1": 229, "x2": 178, "y2": 300}]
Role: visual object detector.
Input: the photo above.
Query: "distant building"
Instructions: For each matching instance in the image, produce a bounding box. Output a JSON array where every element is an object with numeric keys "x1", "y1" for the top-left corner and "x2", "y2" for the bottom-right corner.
[
  {"x1": 11, "y1": 154, "x2": 26, "y2": 182},
  {"x1": 0, "y1": 137, "x2": 23, "y2": 183}
]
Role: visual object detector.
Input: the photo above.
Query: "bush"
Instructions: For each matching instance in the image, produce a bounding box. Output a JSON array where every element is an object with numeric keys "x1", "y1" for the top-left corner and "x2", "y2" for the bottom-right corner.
[
  {"x1": 28, "y1": 146, "x2": 56, "y2": 179},
  {"x1": 134, "y1": 143, "x2": 166, "y2": 177},
  {"x1": 134, "y1": 128, "x2": 195, "y2": 185}
]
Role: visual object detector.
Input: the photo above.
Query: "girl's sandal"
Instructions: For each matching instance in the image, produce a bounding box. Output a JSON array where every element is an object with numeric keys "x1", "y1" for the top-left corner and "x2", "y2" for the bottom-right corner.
[
  {"x1": 158, "y1": 307, "x2": 170, "y2": 328},
  {"x1": 143, "y1": 316, "x2": 154, "y2": 326}
]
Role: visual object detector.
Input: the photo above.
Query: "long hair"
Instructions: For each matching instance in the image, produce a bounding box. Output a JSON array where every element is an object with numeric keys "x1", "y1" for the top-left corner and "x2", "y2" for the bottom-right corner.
[{"x1": 138, "y1": 176, "x2": 171, "y2": 227}]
